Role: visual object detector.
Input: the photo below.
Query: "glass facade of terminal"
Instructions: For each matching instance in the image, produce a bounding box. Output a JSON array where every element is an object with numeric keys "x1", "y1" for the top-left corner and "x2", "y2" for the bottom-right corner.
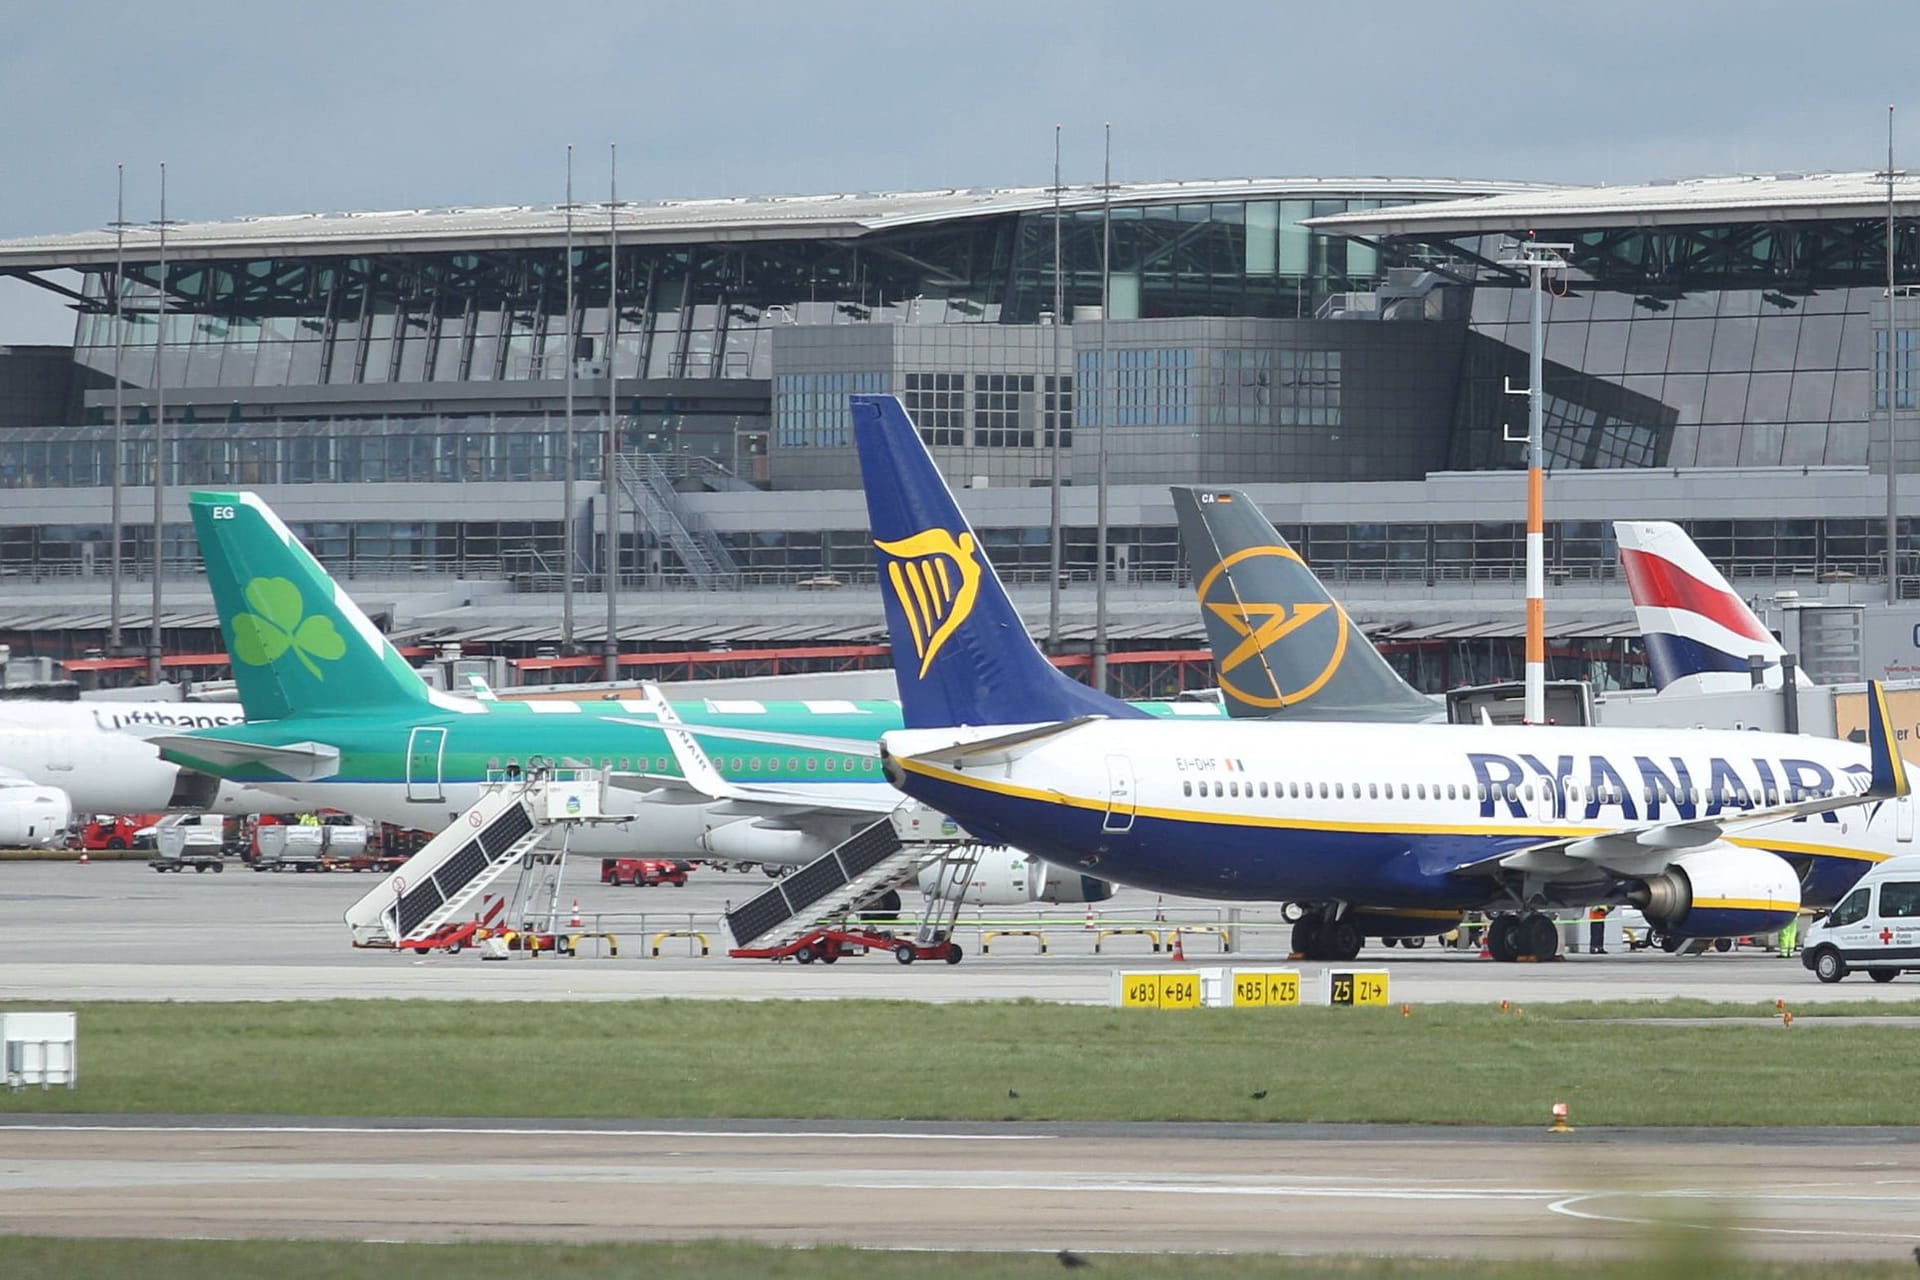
[
  {"x1": 66, "y1": 197, "x2": 1403, "y2": 392},
  {"x1": 1432, "y1": 219, "x2": 1920, "y2": 471}
]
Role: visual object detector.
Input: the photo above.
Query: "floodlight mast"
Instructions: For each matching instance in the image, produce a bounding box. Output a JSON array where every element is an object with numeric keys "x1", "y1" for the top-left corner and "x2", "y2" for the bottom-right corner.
[{"x1": 1498, "y1": 239, "x2": 1572, "y2": 725}]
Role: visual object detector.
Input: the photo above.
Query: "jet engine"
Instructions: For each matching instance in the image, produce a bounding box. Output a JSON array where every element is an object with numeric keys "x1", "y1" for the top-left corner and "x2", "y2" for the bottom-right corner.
[
  {"x1": 1626, "y1": 844, "x2": 1799, "y2": 938},
  {"x1": 918, "y1": 848, "x2": 1114, "y2": 906},
  {"x1": 698, "y1": 818, "x2": 836, "y2": 867},
  {"x1": 0, "y1": 782, "x2": 73, "y2": 849}
]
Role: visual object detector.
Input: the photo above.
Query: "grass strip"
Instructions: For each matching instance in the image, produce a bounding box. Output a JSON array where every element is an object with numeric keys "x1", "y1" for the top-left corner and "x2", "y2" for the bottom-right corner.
[
  {"x1": 3, "y1": 998, "x2": 1918, "y2": 1125},
  {"x1": 0, "y1": 1237, "x2": 1908, "y2": 1280}
]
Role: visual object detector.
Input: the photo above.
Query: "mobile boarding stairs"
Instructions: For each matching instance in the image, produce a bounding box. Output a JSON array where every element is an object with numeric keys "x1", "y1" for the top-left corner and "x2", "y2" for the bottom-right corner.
[
  {"x1": 723, "y1": 803, "x2": 984, "y2": 964},
  {"x1": 343, "y1": 767, "x2": 612, "y2": 950}
]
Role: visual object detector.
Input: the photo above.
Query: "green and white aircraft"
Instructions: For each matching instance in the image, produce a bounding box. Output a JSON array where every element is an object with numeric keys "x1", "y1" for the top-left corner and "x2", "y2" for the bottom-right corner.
[{"x1": 156, "y1": 491, "x2": 1219, "y2": 896}]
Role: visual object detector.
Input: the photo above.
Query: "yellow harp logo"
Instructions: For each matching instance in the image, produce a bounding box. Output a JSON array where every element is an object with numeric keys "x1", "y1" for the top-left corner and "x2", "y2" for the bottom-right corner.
[{"x1": 875, "y1": 528, "x2": 983, "y2": 678}]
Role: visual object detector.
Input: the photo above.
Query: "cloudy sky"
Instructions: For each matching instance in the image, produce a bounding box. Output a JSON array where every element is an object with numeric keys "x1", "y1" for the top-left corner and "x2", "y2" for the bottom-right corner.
[{"x1": 3, "y1": 0, "x2": 1915, "y2": 339}]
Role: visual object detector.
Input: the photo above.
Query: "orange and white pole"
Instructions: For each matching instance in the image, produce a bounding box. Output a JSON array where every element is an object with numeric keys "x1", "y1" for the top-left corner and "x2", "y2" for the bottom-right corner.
[{"x1": 1504, "y1": 240, "x2": 1570, "y2": 725}]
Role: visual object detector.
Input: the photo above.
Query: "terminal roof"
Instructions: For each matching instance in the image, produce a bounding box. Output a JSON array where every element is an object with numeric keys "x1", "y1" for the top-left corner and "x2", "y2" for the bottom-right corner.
[
  {"x1": 1306, "y1": 170, "x2": 1920, "y2": 237},
  {"x1": 0, "y1": 177, "x2": 1537, "y2": 268}
]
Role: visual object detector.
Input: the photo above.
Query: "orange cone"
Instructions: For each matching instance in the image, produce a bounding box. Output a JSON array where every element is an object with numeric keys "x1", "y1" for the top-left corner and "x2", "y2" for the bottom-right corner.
[
  {"x1": 1170, "y1": 929, "x2": 1186, "y2": 962},
  {"x1": 1084, "y1": 902, "x2": 1095, "y2": 931},
  {"x1": 569, "y1": 898, "x2": 582, "y2": 929},
  {"x1": 78, "y1": 851, "x2": 89, "y2": 866}
]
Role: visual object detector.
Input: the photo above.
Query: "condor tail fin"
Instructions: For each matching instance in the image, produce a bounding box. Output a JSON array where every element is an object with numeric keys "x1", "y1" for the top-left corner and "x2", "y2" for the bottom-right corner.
[{"x1": 1173, "y1": 486, "x2": 1441, "y2": 722}]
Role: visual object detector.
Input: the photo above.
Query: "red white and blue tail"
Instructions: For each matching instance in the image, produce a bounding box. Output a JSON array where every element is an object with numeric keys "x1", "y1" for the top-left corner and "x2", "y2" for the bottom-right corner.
[{"x1": 1614, "y1": 520, "x2": 1808, "y2": 695}]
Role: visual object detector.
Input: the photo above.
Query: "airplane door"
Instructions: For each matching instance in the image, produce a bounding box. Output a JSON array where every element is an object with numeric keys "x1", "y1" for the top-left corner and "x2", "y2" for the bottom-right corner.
[
  {"x1": 1102, "y1": 755, "x2": 1136, "y2": 834},
  {"x1": 1899, "y1": 795, "x2": 1914, "y2": 844},
  {"x1": 406, "y1": 727, "x2": 446, "y2": 803}
]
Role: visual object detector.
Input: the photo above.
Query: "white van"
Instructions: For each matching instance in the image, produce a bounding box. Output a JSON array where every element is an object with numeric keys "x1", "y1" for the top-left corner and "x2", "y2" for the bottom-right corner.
[{"x1": 1801, "y1": 854, "x2": 1920, "y2": 984}]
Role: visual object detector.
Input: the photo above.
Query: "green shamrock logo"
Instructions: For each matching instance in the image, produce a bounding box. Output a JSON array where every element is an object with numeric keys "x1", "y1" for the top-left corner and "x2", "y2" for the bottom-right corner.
[{"x1": 231, "y1": 576, "x2": 347, "y2": 678}]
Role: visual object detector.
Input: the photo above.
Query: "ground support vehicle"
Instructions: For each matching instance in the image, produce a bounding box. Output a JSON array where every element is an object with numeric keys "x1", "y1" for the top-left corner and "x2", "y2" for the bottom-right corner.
[
  {"x1": 1802, "y1": 854, "x2": 1920, "y2": 984},
  {"x1": 74, "y1": 814, "x2": 162, "y2": 852},
  {"x1": 729, "y1": 926, "x2": 963, "y2": 966},
  {"x1": 600, "y1": 856, "x2": 688, "y2": 887},
  {"x1": 148, "y1": 851, "x2": 225, "y2": 873}
]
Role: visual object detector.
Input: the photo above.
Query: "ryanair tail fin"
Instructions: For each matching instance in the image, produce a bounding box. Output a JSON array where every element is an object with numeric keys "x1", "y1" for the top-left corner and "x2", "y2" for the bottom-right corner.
[
  {"x1": 1173, "y1": 486, "x2": 1441, "y2": 722},
  {"x1": 1614, "y1": 520, "x2": 1807, "y2": 696},
  {"x1": 189, "y1": 491, "x2": 436, "y2": 720},
  {"x1": 850, "y1": 395, "x2": 1145, "y2": 730}
]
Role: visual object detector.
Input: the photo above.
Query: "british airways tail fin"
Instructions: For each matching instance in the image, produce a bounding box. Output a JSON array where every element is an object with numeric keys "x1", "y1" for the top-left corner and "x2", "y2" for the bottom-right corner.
[
  {"x1": 1173, "y1": 486, "x2": 1442, "y2": 722},
  {"x1": 850, "y1": 394, "x2": 1145, "y2": 730},
  {"x1": 1614, "y1": 520, "x2": 1809, "y2": 695}
]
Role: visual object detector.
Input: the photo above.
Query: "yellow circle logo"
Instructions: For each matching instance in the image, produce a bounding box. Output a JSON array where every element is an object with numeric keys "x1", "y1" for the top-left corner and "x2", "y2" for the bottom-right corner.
[{"x1": 1195, "y1": 545, "x2": 1348, "y2": 709}]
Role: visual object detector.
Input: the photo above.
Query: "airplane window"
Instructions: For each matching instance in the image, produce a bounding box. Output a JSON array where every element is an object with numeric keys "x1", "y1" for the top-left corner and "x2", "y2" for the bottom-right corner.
[
  {"x1": 1229, "y1": 781, "x2": 1239, "y2": 797},
  {"x1": 619, "y1": 758, "x2": 630, "y2": 771},
  {"x1": 1400, "y1": 783, "x2": 1410, "y2": 800},
  {"x1": 1367, "y1": 783, "x2": 1377, "y2": 800},
  {"x1": 750, "y1": 757, "x2": 761, "y2": 772},
  {"x1": 1183, "y1": 781, "x2": 1192, "y2": 797},
  {"x1": 786, "y1": 757, "x2": 799, "y2": 772},
  {"x1": 807, "y1": 758, "x2": 818, "y2": 772},
  {"x1": 1318, "y1": 782, "x2": 1328, "y2": 799},
  {"x1": 1259, "y1": 782, "x2": 1269, "y2": 798},
  {"x1": 1335, "y1": 783, "x2": 1345, "y2": 799},
  {"x1": 825, "y1": 757, "x2": 837, "y2": 772},
  {"x1": 656, "y1": 757, "x2": 668, "y2": 771},
  {"x1": 1522, "y1": 784, "x2": 1533, "y2": 801},
  {"x1": 730, "y1": 757, "x2": 743, "y2": 772},
  {"x1": 1215, "y1": 781, "x2": 1225, "y2": 798},
  {"x1": 1417, "y1": 784, "x2": 1426, "y2": 800}
]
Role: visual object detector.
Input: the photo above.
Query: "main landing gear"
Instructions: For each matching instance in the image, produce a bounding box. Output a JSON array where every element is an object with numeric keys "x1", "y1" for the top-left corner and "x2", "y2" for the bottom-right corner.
[
  {"x1": 1485, "y1": 912, "x2": 1560, "y2": 962},
  {"x1": 1290, "y1": 911, "x2": 1364, "y2": 962}
]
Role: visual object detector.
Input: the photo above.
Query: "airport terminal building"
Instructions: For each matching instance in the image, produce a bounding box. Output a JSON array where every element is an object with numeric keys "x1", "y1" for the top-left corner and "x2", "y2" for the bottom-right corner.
[{"x1": 4, "y1": 171, "x2": 1920, "y2": 688}]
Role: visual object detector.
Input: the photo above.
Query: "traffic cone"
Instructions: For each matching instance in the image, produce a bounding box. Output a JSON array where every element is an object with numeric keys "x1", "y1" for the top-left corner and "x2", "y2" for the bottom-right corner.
[
  {"x1": 1548, "y1": 1102, "x2": 1572, "y2": 1134},
  {"x1": 1084, "y1": 902, "x2": 1096, "y2": 931},
  {"x1": 1170, "y1": 929, "x2": 1186, "y2": 962},
  {"x1": 569, "y1": 898, "x2": 582, "y2": 929},
  {"x1": 1479, "y1": 934, "x2": 1492, "y2": 959},
  {"x1": 78, "y1": 851, "x2": 89, "y2": 866}
]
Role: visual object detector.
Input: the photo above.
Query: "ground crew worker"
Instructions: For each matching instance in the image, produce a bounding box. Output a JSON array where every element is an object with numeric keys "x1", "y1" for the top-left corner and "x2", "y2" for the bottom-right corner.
[
  {"x1": 1588, "y1": 905, "x2": 1609, "y2": 955},
  {"x1": 1779, "y1": 912, "x2": 1799, "y2": 958}
]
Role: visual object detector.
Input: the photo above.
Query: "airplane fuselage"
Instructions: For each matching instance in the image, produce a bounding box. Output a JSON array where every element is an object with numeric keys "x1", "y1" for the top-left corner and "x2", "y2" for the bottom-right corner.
[{"x1": 883, "y1": 718, "x2": 1909, "y2": 909}]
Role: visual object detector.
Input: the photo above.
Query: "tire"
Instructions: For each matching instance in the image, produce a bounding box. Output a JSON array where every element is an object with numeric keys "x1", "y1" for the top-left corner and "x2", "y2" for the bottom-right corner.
[
  {"x1": 1382, "y1": 937, "x2": 1398, "y2": 948},
  {"x1": 1659, "y1": 933, "x2": 1683, "y2": 953},
  {"x1": 795, "y1": 944, "x2": 817, "y2": 965},
  {"x1": 1870, "y1": 967, "x2": 1897, "y2": 984},
  {"x1": 1488, "y1": 915, "x2": 1518, "y2": 963},
  {"x1": 213, "y1": 862, "x2": 224, "y2": 873},
  {"x1": 1327, "y1": 921, "x2": 1363, "y2": 962},
  {"x1": 1813, "y1": 948, "x2": 1847, "y2": 984},
  {"x1": 819, "y1": 949, "x2": 838, "y2": 964},
  {"x1": 1403, "y1": 936, "x2": 1426, "y2": 950},
  {"x1": 1521, "y1": 913, "x2": 1560, "y2": 961},
  {"x1": 895, "y1": 943, "x2": 917, "y2": 965},
  {"x1": 1714, "y1": 937, "x2": 1733, "y2": 953},
  {"x1": 1290, "y1": 918, "x2": 1324, "y2": 958},
  {"x1": 107, "y1": 838, "x2": 127, "y2": 851},
  {"x1": 944, "y1": 943, "x2": 964, "y2": 965},
  {"x1": 195, "y1": 864, "x2": 207, "y2": 873}
]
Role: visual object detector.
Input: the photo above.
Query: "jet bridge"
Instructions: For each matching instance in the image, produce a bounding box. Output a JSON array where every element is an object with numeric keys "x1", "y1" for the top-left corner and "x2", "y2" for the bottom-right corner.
[{"x1": 343, "y1": 768, "x2": 606, "y2": 948}]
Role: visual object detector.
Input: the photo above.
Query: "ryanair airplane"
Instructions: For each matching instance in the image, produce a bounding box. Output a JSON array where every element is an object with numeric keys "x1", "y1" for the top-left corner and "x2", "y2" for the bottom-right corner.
[{"x1": 853, "y1": 393, "x2": 1916, "y2": 962}]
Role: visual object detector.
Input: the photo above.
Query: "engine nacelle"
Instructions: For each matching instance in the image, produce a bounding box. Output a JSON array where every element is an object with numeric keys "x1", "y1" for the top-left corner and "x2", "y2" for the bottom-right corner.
[
  {"x1": 698, "y1": 819, "x2": 835, "y2": 867},
  {"x1": 0, "y1": 783, "x2": 73, "y2": 849},
  {"x1": 1626, "y1": 845, "x2": 1799, "y2": 938},
  {"x1": 918, "y1": 848, "x2": 1114, "y2": 905}
]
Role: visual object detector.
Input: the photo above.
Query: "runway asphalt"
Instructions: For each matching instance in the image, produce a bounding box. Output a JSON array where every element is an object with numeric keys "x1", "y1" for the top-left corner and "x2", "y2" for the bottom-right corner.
[
  {"x1": 1, "y1": 1118, "x2": 1917, "y2": 1260},
  {"x1": 3, "y1": 861, "x2": 1914, "y2": 1006}
]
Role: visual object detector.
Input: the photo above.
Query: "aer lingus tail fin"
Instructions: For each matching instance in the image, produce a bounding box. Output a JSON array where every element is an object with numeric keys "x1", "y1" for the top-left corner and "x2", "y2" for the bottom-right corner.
[{"x1": 190, "y1": 491, "x2": 434, "y2": 720}]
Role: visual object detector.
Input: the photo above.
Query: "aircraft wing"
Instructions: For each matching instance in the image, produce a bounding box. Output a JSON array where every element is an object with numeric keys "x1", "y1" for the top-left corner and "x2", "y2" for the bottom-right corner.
[
  {"x1": 151, "y1": 735, "x2": 342, "y2": 782},
  {"x1": 604, "y1": 715, "x2": 883, "y2": 758},
  {"x1": 1469, "y1": 680, "x2": 1910, "y2": 878}
]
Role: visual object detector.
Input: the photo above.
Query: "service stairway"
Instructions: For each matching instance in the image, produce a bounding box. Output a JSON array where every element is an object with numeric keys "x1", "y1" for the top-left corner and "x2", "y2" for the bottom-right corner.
[
  {"x1": 723, "y1": 803, "x2": 981, "y2": 951},
  {"x1": 343, "y1": 769, "x2": 606, "y2": 948}
]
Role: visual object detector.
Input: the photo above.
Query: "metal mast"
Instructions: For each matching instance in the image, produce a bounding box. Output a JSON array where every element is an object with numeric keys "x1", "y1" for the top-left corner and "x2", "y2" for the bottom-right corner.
[
  {"x1": 149, "y1": 162, "x2": 168, "y2": 686},
  {"x1": 603, "y1": 143, "x2": 620, "y2": 683},
  {"x1": 1888, "y1": 105, "x2": 1902, "y2": 605},
  {"x1": 109, "y1": 163, "x2": 126, "y2": 655},
  {"x1": 1045, "y1": 125, "x2": 1065, "y2": 656},
  {"x1": 1092, "y1": 123, "x2": 1112, "y2": 694},
  {"x1": 1499, "y1": 238, "x2": 1570, "y2": 724},
  {"x1": 562, "y1": 144, "x2": 577, "y2": 652}
]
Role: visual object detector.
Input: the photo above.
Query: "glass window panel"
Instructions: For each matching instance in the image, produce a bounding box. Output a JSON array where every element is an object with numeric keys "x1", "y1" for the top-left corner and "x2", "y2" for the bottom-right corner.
[
  {"x1": 1745, "y1": 371, "x2": 1791, "y2": 422},
  {"x1": 1738, "y1": 420, "x2": 1784, "y2": 466},
  {"x1": 1245, "y1": 201, "x2": 1278, "y2": 276},
  {"x1": 1277, "y1": 201, "x2": 1311, "y2": 275},
  {"x1": 1545, "y1": 320, "x2": 1587, "y2": 368},
  {"x1": 1672, "y1": 319, "x2": 1718, "y2": 372},
  {"x1": 1694, "y1": 422, "x2": 1740, "y2": 466},
  {"x1": 1660, "y1": 374, "x2": 1706, "y2": 425},
  {"x1": 1702, "y1": 374, "x2": 1750, "y2": 422},
  {"x1": 1787, "y1": 369, "x2": 1835, "y2": 422},
  {"x1": 1781, "y1": 422, "x2": 1830, "y2": 466},
  {"x1": 1582, "y1": 322, "x2": 1628, "y2": 376},
  {"x1": 1624, "y1": 318, "x2": 1673, "y2": 373},
  {"x1": 1795, "y1": 313, "x2": 1844, "y2": 368},
  {"x1": 1709, "y1": 315, "x2": 1758, "y2": 372},
  {"x1": 1752, "y1": 315, "x2": 1801, "y2": 369},
  {"x1": 1832, "y1": 369, "x2": 1871, "y2": 422}
]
